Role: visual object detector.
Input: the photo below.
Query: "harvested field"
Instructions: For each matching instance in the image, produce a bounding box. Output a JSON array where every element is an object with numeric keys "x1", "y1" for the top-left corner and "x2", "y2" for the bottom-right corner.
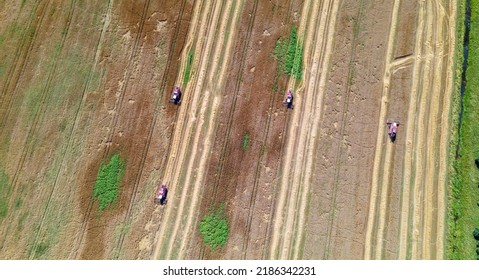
[{"x1": 0, "y1": 0, "x2": 459, "y2": 259}]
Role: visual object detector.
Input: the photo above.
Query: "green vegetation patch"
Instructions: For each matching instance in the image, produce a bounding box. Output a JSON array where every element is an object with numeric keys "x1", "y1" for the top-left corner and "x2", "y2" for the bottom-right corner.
[
  {"x1": 182, "y1": 48, "x2": 194, "y2": 87},
  {"x1": 272, "y1": 26, "x2": 303, "y2": 81},
  {"x1": 0, "y1": 167, "x2": 9, "y2": 220},
  {"x1": 199, "y1": 204, "x2": 229, "y2": 249},
  {"x1": 93, "y1": 154, "x2": 125, "y2": 210},
  {"x1": 242, "y1": 133, "x2": 250, "y2": 151},
  {"x1": 447, "y1": 0, "x2": 479, "y2": 259}
]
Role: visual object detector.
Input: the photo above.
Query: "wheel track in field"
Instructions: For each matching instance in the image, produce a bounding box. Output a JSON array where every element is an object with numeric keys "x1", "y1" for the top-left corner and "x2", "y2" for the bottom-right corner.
[
  {"x1": 136, "y1": 0, "x2": 207, "y2": 258},
  {"x1": 196, "y1": 0, "x2": 258, "y2": 259},
  {"x1": 113, "y1": 0, "x2": 190, "y2": 259},
  {"x1": 152, "y1": 0, "x2": 245, "y2": 259},
  {"x1": 27, "y1": 0, "x2": 114, "y2": 260},
  {"x1": 72, "y1": 0, "x2": 152, "y2": 258},
  {"x1": 151, "y1": 0, "x2": 217, "y2": 259},
  {"x1": 365, "y1": 0, "x2": 455, "y2": 259},
  {"x1": 0, "y1": 0, "x2": 44, "y2": 123},
  {"x1": 0, "y1": 0, "x2": 76, "y2": 251},
  {"x1": 321, "y1": 0, "x2": 367, "y2": 260},
  {"x1": 240, "y1": 0, "x2": 296, "y2": 259},
  {"x1": 268, "y1": 0, "x2": 340, "y2": 260},
  {"x1": 175, "y1": 0, "x2": 244, "y2": 260}
]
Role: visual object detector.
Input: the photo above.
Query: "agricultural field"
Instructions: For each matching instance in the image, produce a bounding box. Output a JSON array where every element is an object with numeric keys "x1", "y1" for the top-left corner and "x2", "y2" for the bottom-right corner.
[{"x1": 0, "y1": 0, "x2": 464, "y2": 260}]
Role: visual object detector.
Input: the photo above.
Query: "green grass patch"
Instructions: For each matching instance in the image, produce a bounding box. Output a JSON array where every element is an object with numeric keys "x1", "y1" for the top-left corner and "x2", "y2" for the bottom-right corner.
[
  {"x1": 199, "y1": 204, "x2": 229, "y2": 249},
  {"x1": 271, "y1": 26, "x2": 303, "y2": 82},
  {"x1": 93, "y1": 153, "x2": 125, "y2": 211},
  {"x1": 0, "y1": 167, "x2": 9, "y2": 220},
  {"x1": 242, "y1": 133, "x2": 249, "y2": 151},
  {"x1": 34, "y1": 241, "x2": 49, "y2": 258},
  {"x1": 182, "y1": 48, "x2": 194, "y2": 87},
  {"x1": 447, "y1": 0, "x2": 479, "y2": 260}
]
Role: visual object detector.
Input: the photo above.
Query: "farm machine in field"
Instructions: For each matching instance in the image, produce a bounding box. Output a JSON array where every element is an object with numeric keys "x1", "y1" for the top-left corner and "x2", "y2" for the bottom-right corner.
[
  {"x1": 386, "y1": 120, "x2": 400, "y2": 143},
  {"x1": 169, "y1": 86, "x2": 182, "y2": 105},
  {"x1": 154, "y1": 183, "x2": 168, "y2": 205},
  {"x1": 284, "y1": 89, "x2": 294, "y2": 109}
]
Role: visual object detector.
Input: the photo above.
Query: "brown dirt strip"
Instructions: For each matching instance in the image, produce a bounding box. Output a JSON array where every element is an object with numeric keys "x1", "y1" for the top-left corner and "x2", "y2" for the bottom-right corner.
[
  {"x1": 113, "y1": 0, "x2": 191, "y2": 258},
  {"x1": 240, "y1": 0, "x2": 297, "y2": 259}
]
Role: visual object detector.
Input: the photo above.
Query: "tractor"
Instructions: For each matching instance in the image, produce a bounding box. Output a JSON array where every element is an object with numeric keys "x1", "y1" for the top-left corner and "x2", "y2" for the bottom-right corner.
[
  {"x1": 154, "y1": 183, "x2": 168, "y2": 205},
  {"x1": 284, "y1": 89, "x2": 294, "y2": 109},
  {"x1": 386, "y1": 120, "x2": 400, "y2": 143},
  {"x1": 169, "y1": 86, "x2": 182, "y2": 105}
]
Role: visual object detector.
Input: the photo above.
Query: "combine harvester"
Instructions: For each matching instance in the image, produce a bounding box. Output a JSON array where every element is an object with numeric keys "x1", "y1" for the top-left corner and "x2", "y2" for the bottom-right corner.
[
  {"x1": 154, "y1": 183, "x2": 168, "y2": 205},
  {"x1": 169, "y1": 86, "x2": 182, "y2": 105},
  {"x1": 283, "y1": 89, "x2": 294, "y2": 109},
  {"x1": 386, "y1": 120, "x2": 400, "y2": 143}
]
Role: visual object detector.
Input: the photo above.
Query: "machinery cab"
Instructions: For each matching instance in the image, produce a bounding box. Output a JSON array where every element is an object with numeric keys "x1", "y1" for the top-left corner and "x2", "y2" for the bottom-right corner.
[
  {"x1": 284, "y1": 89, "x2": 293, "y2": 109},
  {"x1": 170, "y1": 86, "x2": 182, "y2": 105},
  {"x1": 386, "y1": 120, "x2": 399, "y2": 143},
  {"x1": 154, "y1": 183, "x2": 168, "y2": 205}
]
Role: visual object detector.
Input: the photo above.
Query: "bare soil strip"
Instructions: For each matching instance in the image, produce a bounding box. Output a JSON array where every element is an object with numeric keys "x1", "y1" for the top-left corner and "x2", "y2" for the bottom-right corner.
[{"x1": 113, "y1": 0, "x2": 191, "y2": 258}]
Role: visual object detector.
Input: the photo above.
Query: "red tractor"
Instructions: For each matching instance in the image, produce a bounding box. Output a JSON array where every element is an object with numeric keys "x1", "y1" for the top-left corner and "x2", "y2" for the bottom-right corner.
[
  {"x1": 283, "y1": 89, "x2": 294, "y2": 109},
  {"x1": 386, "y1": 120, "x2": 400, "y2": 143},
  {"x1": 169, "y1": 86, "x2": 182, "y2": 105},
  {"x1": 154, "y1": 183, "x2": 168, "y2": 205}
]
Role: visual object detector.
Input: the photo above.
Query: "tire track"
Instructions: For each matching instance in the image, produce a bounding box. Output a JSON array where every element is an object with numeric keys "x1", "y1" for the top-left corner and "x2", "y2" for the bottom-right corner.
[
  {"x1": 175, "y1": 0, "x2": 244, "y2": 260},
  {"x1": 135, "y1": 0, "x2": 202, "y2": 259},
  {"x1": 364, "y1": 0, "x2": 401, "y2": 259},
  {"x1": 28, "y1": 0, "x2": 114, "y2": 260},
  {"x1": 269, "y1": 0, "x2": 341, "y2": 260},
  {"x1": 366, "y1": 0, "x2": 455, "y2": 260},
  {"x1": 197, "y1": 0, "x2": 258, "y2": 259},
  {"x1": 241, "y1": 0, "x2": 296, "y2": 259},
  {"x1": 113, "y1": 0, "x2": 190, "y2": 259},
  {"x1": 0, "y1": 0, "x2": 76, "y2": 251},
  {"x1": 322, "y1": 0, "x2": 365, "y2": 260},
  {"x1": 152, "y1": 0, "x2": 231, "y2": 259},
  {"x1": 0, "y1": 0, "x2": 44, "y2": 120},
  {"x1": 72, "y1": 0, "x2": 152, "y2": 258}
]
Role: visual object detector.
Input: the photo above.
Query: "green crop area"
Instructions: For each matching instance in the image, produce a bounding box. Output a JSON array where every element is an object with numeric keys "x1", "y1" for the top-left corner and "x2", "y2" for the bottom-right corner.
[
  {"x1": 93, "y1": 154, "x2": 125, "y2": 211},
  {"x1": 182, "y1": 48, "x2": 194, "y2": 87},
  {"x1": 242, "y1": 133, "x2": 249, "y2": 151},
  {"x1": 447, "y1": 0, "x2": 479, "y2": 260},
  {"x1": 0, "y1": 167, "x2": 9, "y2": 220},
  {"x1": 272, "y1": 26, "x2": 303, "y2": 81},
  {"x1": 199, "y1": 205, "x2": 229, "y2": 249}
]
